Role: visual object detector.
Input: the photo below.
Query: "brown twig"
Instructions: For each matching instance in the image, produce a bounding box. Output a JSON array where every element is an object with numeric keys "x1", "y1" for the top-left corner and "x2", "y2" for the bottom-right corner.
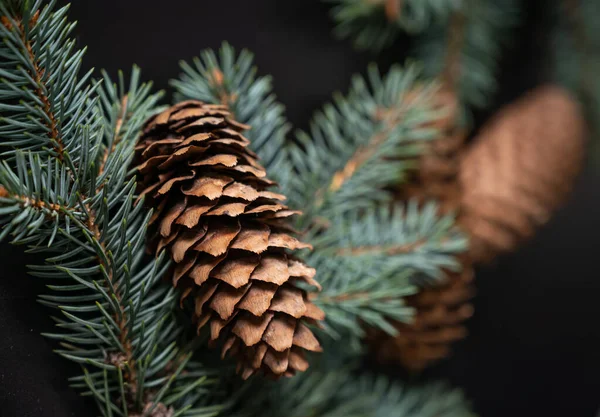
[
  {"x1": 81, "y1": 96, "x2": 139, "y2": 397},
  {"x1": 441, "y1": 9, "x2": 468, "y2": 93},
  {"x1": 6, "y1": 11, "x2": 66, "y2": 160},
  {"x1": 335, "y1": 238, "x2": 427, "y2": 256},
  {"x1": 563, "y1": 0, "x2": 594, "y2": 102},
  {"x1": 325, "y1": 107, "x2": 406, "y2": 196},
  {"x1": 328, "y1": 132, "x2": 387, "y2": 193},
  {"x1": 98, "y1": 95, "x2": 129, "y2": 177},
  {"x1": 384, "y1": 0, "x2": 403, "y2": 22},
  {"x1": 0, "y1": 186, "x2": 64, "y2": 213},
  {"x1": 85, "y1": 202, "x2": 138, "y2": 391},
  {"x1": 210, "y1": 68, "x2": 238, "y2": 107},
  {"x1": 319, "y1": 291, "x2": 371, "y2": 303}
]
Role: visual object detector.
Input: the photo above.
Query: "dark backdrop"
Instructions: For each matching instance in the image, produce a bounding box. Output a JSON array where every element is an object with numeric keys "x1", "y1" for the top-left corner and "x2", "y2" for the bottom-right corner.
[{"x1": 1, "y1": 1, "x2": 599, "y2": 416}]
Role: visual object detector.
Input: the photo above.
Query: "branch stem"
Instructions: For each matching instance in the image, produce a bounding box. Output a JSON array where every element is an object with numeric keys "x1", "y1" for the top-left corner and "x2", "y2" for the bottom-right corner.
[
  {"x1": 335, "y1": 238, "x2": 427, "y2": 256},
  {"x1": 9, "y1": 12, "x2": 66, "y2": 160}
]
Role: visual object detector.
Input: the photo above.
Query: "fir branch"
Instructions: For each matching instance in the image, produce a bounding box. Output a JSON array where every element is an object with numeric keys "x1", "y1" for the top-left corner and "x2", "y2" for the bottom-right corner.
[
  {"x1": 0, "y1": 11, "x2": 221, "y2": 408},
  {"x1": 0, "y1": 0, "x2": 97, "y2": 162},
  {"x1": 1, "y1": 7, "x2": 64, "y2": 155},
  {"x1": 233, "y1": 369, "x2": 476, "y2": 417},
  {"x1": 171, "y1": 43, "x2": 290, "y2": 175},
  {"x1": 326, "y1": 0, "x2": 461, "y2": 51},
  {"x1": 287, "y1": 63, "x2": 441, "y2": 224},
  {"x1": 414, "y1": 0, "x2": 519, "y2": 110},
  {"x1": 334, "y1": 238, "x2": 426, "y2": 256},
  {"x1": 307, "y1": 202, "x2": 466, "y2": 339}
]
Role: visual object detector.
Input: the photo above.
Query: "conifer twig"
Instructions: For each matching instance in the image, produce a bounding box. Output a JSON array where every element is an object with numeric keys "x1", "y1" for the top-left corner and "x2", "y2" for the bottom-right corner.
[
  {"x1": 2, "y1": 10, "x2": 66, "y2": 159},
  {"x1": 563, "y1": 0, "x2": 594, "y2": 101},
  {"x1": 385, "y1": 0, "x2": 403, "y2": 22},
  {"x1": 441, "y1": 9, "x2": 468, "y2": 93},
  {"x1": 335, "y1": 238, "x2": 427, "y2": 256},
  {"x1": 0, "y1": 186, "x2": 65, "y2": 213},
  {"x1": 99, "y1": 95, "x2": 129, "y2": 177}
]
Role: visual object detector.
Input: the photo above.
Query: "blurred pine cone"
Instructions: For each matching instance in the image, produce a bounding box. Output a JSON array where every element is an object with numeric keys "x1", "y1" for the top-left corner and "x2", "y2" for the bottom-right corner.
[
  {"x1": 369, "y1": 87, "x2": 474, "y2": 372},
  {"x1": 135, "y1": 101, "x2": 324, "y2": 379},
  {"x1": 373, "y1": 85, "x2": 585, "y2": 371},
  {"x1": 459, "y1": 86, "x2": 586, "y2": 263},
  {"x1": 402, "y1": 87, "x2": 467, "y2": 213},
  {"x1": 370, "y1": 266, "x2": 475, "y2": 372}
]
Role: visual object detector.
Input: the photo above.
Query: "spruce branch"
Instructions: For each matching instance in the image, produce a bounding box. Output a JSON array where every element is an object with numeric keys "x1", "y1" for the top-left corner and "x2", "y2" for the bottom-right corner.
[
  {"x1": 0, "y1": 2, "x2": 225, "y2": 412},
  {"x1": 233, "y1": 369, "x2": 475, "y2": 417},
  {"x1": 0, "y1": 0, "x2": 97, "y2": 162},
  {"x1": 0, "y1": 68, "x2": 223, "y2": 415},
  {"x1": 171, "y1": 43, "x2": 290, "y2": 175},
  {"x1": 0, "y1": 7, "x2": 63, "y2": 154},
  {"x1": 287, "y1": 63, "x2": 442, "y2": 225},
  {"x1": 414, "y1": 0, "x2": 519, "y2": 110},
  {"x1": 308, "y1": 202, "x2": 466, "y2": 339},
  {"x1": 326, "y1": 0, "x2": 461, "y2": 51},
  {"x1": 557, "y1": 0, "x2": 600, "y2": 129}
]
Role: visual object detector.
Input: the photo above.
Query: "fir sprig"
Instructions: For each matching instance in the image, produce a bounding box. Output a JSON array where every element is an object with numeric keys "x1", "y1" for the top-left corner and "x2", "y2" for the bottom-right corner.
[
  {"x1": 0, "y1": 2, "x2": 221, "y2": 415},
  {"x1": 0, "y1": 0, "x2": 97, "y2": 162},
  {"x1": 311, "y1": 202, "x2": 466, "y2": 339},
  {"x1": 324, "y1": 0, "x2": 519, "y2": 111},
  {"x1": 414, "y1": 0, "x2": 519, "y2": 109},
  {"x1": 171, "y1": 43, "x2": 290, "y2": 175},
  {"x1": 234, "y1": 369, "x2": 475, "y2": 417},
  {"x1": 326, "y1": 0, "x2": 462, "y2": 51},
  {"x1": 287, "y1": 63, "x2": 441, "y2": 225}
]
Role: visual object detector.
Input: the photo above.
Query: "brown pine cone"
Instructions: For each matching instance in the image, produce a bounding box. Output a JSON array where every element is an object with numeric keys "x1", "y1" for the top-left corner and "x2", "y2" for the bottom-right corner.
[
  {"x1": 459, "y1": 86, "x2": 586, "y2": 263},
  {"x1": 370, "y1": 266, "x2": 475, "y2": 372},
  {"x1": 135, "y1": 100, "x2": 324, "y2": 379},
  {"x1": 402, "y1": 87, "x2": 467, "y2": 213},
  {"x1": 369, "y1": 87, "x2": 473, "y2": 372}
]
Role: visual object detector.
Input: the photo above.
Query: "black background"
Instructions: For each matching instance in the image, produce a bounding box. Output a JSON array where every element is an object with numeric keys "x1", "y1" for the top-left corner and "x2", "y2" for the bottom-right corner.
[{"x1": 1, "y1": 1, "x2": 600, "y2": 416}]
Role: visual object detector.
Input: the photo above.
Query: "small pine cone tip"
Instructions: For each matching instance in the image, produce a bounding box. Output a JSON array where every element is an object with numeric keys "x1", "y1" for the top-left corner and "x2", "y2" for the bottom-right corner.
[{"x1": 135, "y1": 100, "x2": 323, "y2": 378}]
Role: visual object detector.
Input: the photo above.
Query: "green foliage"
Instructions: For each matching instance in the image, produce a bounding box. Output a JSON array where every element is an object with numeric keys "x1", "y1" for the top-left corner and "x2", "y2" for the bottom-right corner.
[
  {"x1": 171, "y1": 44, "x2": 467, "y2": 355},
  {"x1": 413, "y1": 0, "x2": 519, "y2": 110},
  {"x1": 0, "y1": 0, "x2": 97, "y2": 161},
  {"x1": 234, "y1": 369, "x2": 475, "y2": 417},
  {"x1": 311, "y1": 202, "x2": 466, "y2": 339},
  {"x1": 326, "y1": 0, "x2": 461, "y2": 51},
  {"x1": 171, "y1": 43, "x2": 289, "y2": 176},
  {"x1": 0, "y1": 2, "x2": 476, "y2": 417},
  {"x1": 325, "y1": 0, "x2": 519, "y2": 111},
  {"x1": 287, "y1": 63, "x2": 441, "y2": 223},
  {"x1": 0, "y1": 2, "x2": 223, "y2": 415},
  {"x1": 553, "y1": 0, "x2": 600, "y2": 146}
]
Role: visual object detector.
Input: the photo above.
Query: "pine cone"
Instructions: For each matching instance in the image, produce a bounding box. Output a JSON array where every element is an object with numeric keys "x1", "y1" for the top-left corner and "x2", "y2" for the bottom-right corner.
[
  {"x1": 135, "y1": 100, "x2": 324, "y2": 379},
  {"x1": 370, "y1": 267, "x2": 475, "y2": 372},
  {"x1": 369, "y1": 87, "x2": 473, "y2": 372},
  {"x1": 402, "y1": 87, "x2": 467, "y2": 213},
  {"x1": 459, "y1": 86, "x2": 586, "y2": 263}
]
